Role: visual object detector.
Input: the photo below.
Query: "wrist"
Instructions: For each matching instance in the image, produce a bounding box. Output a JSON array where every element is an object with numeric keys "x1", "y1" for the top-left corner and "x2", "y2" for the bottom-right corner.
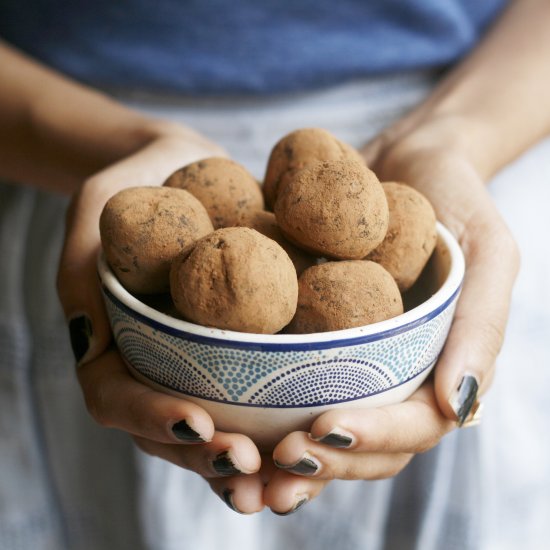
[
  {"x1": 417, "y1": 109, "x2": 508, "y2": 181},
  {"x1": 372, "y1": 110, "x2": 497, "y2": 182}
]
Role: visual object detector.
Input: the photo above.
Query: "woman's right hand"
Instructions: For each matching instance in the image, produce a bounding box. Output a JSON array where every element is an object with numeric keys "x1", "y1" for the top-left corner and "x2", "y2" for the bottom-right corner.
[{"x1": 56, "y1": 128, "x2": 265, "y2": 515}]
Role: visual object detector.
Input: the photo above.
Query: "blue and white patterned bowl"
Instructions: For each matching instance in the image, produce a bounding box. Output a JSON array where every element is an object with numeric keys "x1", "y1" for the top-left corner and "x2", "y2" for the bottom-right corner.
[{"x1": 99, "y1": 222, "x2": 464, "y2": 449}]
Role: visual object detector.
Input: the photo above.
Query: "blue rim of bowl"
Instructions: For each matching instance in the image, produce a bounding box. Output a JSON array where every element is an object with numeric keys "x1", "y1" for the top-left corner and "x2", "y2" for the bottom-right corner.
[
  {"x1": 98, "y1": 222, "x2": 465, "y2": 352},
  {"x1": 102, "y1": 283, "x2": 460, "y2": 351}
]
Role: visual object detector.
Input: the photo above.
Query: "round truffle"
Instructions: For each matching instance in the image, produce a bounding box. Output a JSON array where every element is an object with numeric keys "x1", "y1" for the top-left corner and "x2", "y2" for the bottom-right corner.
[
  {"x1": 274, "y1": 160, "x2": 389, "y2": 259},
  {"x1": 170, "y1": 227, "x2": 298, "y2": 334},
  {"x1": 238, "y1": 210, "x2": 317, "y2": 275},
  {"x1": 367, "y1": 182, "x2": 437, "y2": 291},
  {"x1": 100, "y1": 186, "x2": 213, "y2": 294},
  {"x1": 163, "y1": 157, "x2": 264, "y2": 228},
  {"x1": 288, "y1": 261, "x2": 403, "y2": 333},
  {"x1": 263, "y1": 128, "x2": 365, "y2": 210}
]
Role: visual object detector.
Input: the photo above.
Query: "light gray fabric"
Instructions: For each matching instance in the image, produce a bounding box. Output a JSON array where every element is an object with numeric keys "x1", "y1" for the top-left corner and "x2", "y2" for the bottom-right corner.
[{"x1": 1, "y1": 72, "x2": 548, "y2": 550}]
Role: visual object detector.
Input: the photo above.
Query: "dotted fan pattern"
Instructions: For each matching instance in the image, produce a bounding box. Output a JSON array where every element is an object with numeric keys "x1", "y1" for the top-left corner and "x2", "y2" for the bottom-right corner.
[{"x1": 105, "y1": 296, "x2": 455, "y2": 407}]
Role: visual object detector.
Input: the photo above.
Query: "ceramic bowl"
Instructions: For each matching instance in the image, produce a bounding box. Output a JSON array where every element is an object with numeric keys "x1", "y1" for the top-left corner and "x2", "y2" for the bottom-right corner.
[{"x1": 98, "y1": 222, "x2": 464, "y2": 449}]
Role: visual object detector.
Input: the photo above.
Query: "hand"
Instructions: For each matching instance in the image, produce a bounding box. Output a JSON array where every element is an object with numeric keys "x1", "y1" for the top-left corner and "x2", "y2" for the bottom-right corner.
[
  {"x1": 263, "y1": 115, "x2": 520, "y2": 514},
  {"x1": 56, "y1": 128, "x2": 265, "y2": 514}
]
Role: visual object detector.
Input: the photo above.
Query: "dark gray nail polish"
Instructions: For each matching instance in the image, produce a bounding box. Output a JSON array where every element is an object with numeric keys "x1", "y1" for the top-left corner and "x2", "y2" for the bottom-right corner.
[
  {"x1": 273, "y1": 497, "x2": 309, "y2": 516},
  {"x1": 275, "y1": 457, "x2": 319, "y2": 476},
  {"x1": 69, "y1": 315, "x2": 93, "y2": 363},
  {"x1": 317, "y1": 432, "x2": 353, "y2": 448},
  {"x1": 171, "y1": 420, "x2": 205, "y2": 443},
  {"x1": 222, "y1": 489, "x2": 245, "y2": 514},
  {"x1": 452, "y1": 375, "x2": 479, "y2": 426},
  {"x1": 213, "y1": 451, "x2": 241, "y2": 476}
]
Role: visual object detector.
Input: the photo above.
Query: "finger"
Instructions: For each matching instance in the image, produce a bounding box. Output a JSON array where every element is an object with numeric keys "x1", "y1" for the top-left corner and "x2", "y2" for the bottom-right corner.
[
  {"x1": 308, "y1": 384, "x2": 455, "y2": 454},
  {"x1": 78, "y1": 348, "x2": 217, "y2": 443},
  {"x1": 272, "y1": 431, "x2": 414, "y2": 481},
  {"x1": 208, "y1": 473, "x2": 265, "y2": 515},
  {"x1": 133, "y1": 430, "x2": 261, "y2": 478},
  {"x1": 435, "y1": 205, "x2": 520, "y2": 424},
  {"x1": 263, "y1": 468, "x2": 329, "y2": 515},
  {"x1": 57, "y1": 138, "x2": 220, "y2": 365}
]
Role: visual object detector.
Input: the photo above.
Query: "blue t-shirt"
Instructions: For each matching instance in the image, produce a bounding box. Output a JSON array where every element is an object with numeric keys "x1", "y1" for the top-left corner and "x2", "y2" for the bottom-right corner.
[{"x1": 0, "y1": 0, "x2": 508, "y2": 95}]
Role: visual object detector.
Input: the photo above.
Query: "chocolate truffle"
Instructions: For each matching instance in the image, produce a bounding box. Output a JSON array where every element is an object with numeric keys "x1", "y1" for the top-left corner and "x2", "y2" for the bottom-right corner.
[
  {"x1": 263, "y1": 128, "x2": 365, "y2": 210},
  {"x1": 238, "y1": 210, "x2": 317, "y2": 275},
  {"x1": 170, "y1": 227, "x2": 298, "y2": 334},
  {"x1": 367, "y1": 182, "x2": 437, "y2": 291},
  {"x1": 274, "y1": 160, "x2": 389, "y2": 259},
  {"x1": 288, "y1": 260, "x2": 403, "y2": 333},
  {"x1": 100, "y1": 186, "x2": 213, "y2": 294},
  {"x1": 163, "y1": 157, "x2": 264, "y2": 228}
]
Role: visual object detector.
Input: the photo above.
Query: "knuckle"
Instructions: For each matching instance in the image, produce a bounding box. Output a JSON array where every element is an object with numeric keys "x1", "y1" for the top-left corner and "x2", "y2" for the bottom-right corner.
[
  {"x1": 393, "y1": 453, "x2": 414, "y2": 476},
  {"x1": 433, "y1": 423, "x2": 453, "y2": 447},
  {"x1": 416, "y1": 423, "x2": 445, "y2": 453},
  {"x1": 479, "y1": 318, "x2": 506, "y2": 359},
  {"x1": 55, "y1": 273, "x2": 69, "y2": 307},
  {"x1": 132, "y1": 437, "x2": 158, "y2": 459},
  {"x1": 55, "y1": 267, "x2": 78, "y2": 311},
  {"x1": 79, "y1": 371, "x2": 113, "y2": 428},
  {"x1": 416, "y1": 432, "x2": 441, "y2": 453},
  {"x1": 86, "y1": 397, "x2": 112, "y2": 428},
  {"x1": 415, "y1": 407, "x2": 455, "y2": 454},
  {"x1": 132, "y1": 437, "x2": 191, "y2": 472},
  {"x1": 62, "y1": 194, "x2": 78, "y2": 230},
  {"x1": 487, "y1": 220, "x2": 521, "y2": 273},
  {"x1": 378, "y1": 454, "x2": 414, "y2": 480},
  {"x1": 55, "y1": 268, "x2": 64, "y2": 297},
  {"x1": 502, "y1": 230, "x2": 521, "y2": 274},
  {"x1": 132, "y1": 437, "x2": 150, "y2": 454}
]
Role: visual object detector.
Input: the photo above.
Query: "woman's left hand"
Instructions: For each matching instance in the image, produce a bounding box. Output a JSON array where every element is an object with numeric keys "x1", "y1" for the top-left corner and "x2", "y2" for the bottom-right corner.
[{"x1": 263, "y1": 116, "x2": 520, "y2": 515}]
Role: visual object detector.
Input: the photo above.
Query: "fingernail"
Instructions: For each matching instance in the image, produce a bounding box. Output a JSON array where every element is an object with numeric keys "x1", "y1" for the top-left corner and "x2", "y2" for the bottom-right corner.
[
  {"x1": 212, "y1": 451, "x2": 241, "y2": 476},
  {"x1": 222, "y1": 489, "x2": 245, "y2": 514},
  {"x1": 461, "y1": 402, "x2": 484, "y2": 428},
  {"x1": 274, "y1": 454, "x2": 320, "y2": 476},
  {"x1": 68, "y1": 315, "x2": 93, "y2": 364},
  {"x1": 273, "y1": 495, "x2": 309, "y2": 516},
  {"x1": 171, "y1": 420, "x2": 206, "y2": 443},
  {"x1": 312, "y1": 431, "x2": 353, "y2": 448},
  {"x1": 449, "y1": 374, "x2": 479, "y2": 426}
]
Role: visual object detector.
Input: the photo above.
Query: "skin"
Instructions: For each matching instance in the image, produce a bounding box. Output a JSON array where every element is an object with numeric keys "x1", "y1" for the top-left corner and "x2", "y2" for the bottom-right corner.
[{"x1": 0, "y1": 0, "x2": 548, "y2": 516}]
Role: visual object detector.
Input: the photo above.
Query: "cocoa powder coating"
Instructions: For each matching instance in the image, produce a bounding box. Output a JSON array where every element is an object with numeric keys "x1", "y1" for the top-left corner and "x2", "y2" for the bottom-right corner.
[
  {"x1": 263, "y1": 128, "x2": 365, "y2": 210},
  {"x1": 170, "y1": 227, "x2": 298, "y2": 334},
  {"x1": 274, "y1": 159, "x2": 389, "y2": 259},
  {"x1": 367, "y1": 182, "x2": 437, "y2": 291},
  {"x1": 164, "y1": 157, "x2": 264, "y2": 228},
  {"x1": 100, "y1": 186, "x2": 213, "y2": 294},
  {"x1": 288, "y1": 260, "x2": 404, "y2": 333},
  {"x1": 238, "y1": 210, "x2": 317, "y2": 276}
]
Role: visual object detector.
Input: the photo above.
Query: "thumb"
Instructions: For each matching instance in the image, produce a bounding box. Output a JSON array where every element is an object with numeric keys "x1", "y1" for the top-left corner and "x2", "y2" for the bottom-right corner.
[
  {"x1": 57, "y1": 136, "x2": 221, "y2": 365},
  {"x1": 57, "y1": 182, "x2": 111, "y2": 365},
  {"x1": 434, "y1": 205, "x2": 519, "y2": 425}
]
